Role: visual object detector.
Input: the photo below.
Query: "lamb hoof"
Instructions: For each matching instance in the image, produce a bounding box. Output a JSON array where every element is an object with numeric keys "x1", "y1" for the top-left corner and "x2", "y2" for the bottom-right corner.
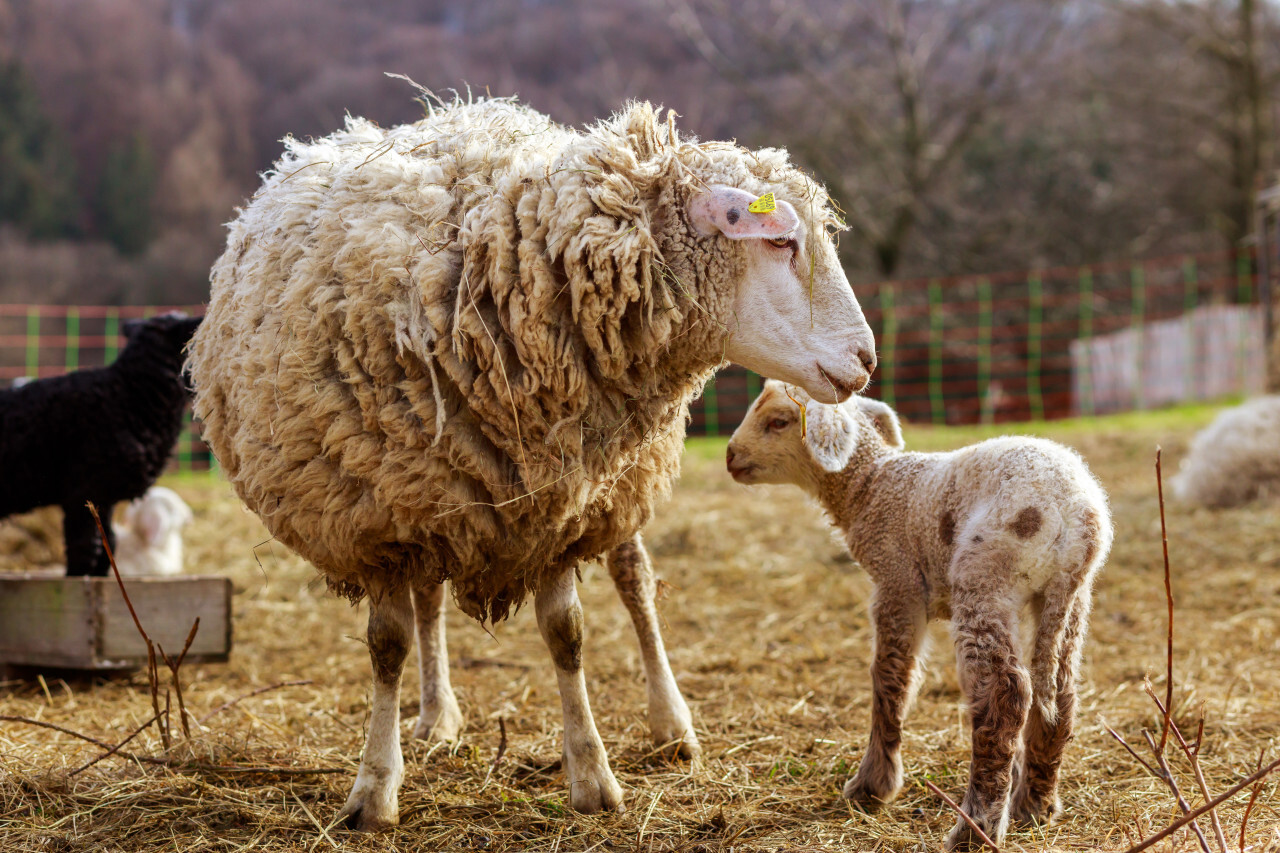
[
  {"x1": 566, "y1": 765, "x2": 626, "y2": 814},
  {"x1": 842, "y1": 761, "x2": 902, "y2": 810},
  {"x1": 1010, "y1": 792, "x2": 1060, "y2": 827},
  {"x1": 337, "y1": 788, "x2": 399, "y2": 833},
  {"x1": 945, "y1": 815, "x2": 1005, "y2": 852},
  {"x1": 412, "y1": 696, "x2": 464, "y2": 743}
]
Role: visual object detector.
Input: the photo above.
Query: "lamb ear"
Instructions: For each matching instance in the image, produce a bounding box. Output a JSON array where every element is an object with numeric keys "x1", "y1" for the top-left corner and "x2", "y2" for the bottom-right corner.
[
  {"x1": 803, "y1": 398, "x2": 857, "y2": 472},
  {"x1": 688, "y1": 185, "x2": 799, "y2": 240},
  {"x1": 856, "y1": 397, "x2": 904, "y2": 449}
]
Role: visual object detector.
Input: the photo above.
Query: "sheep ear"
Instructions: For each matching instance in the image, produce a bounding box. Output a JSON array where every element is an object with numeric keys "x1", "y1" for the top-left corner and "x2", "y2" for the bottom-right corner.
[
  {"x1": 857, "y1": 397, "x2": 904, "y2": 449},
  {"x1": 803, "y1": 398, "x2": 857, "y2": 472},
  {"x1": 688, "y1": 186, "x2": 799, "y2": 240}
]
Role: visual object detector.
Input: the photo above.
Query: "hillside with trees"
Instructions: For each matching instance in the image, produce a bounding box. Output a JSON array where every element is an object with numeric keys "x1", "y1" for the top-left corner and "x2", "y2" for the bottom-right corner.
[{"x1": 0, "y1": 0, "x2": 1275, "y2": 304}]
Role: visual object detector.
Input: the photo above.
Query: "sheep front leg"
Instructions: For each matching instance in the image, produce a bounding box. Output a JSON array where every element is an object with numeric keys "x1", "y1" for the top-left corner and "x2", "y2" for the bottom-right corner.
[
  {"x1": 63, "y1": 501, "x2": 114, "y2": 577},
  {"x1": 946, "y1": 563, "x2": 1031, "y2": 851},
  {"x1": 844, "y1": 586, "x2": 926, "y2": 808},
  {"x1": 338, "y1": 587, "x2": 414, "y2": 832},
  {"x1": 606, "y1": 535, "x2": 700, "y2": 760},
  {"x1": 537, "y1": 567, "x2": 625, "y2": 813},
  {"x1": 410, "y1": 581, "x2": 464, "y2": 742}
]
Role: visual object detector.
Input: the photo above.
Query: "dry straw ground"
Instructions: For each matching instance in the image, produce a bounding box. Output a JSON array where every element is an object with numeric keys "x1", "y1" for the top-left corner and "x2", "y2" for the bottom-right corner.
[{"x1": 2, "y1": 402, "x2": 1280, "y2": 852}]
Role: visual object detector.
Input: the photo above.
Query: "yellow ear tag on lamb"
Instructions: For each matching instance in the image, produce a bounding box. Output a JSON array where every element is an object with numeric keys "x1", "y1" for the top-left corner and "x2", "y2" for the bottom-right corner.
[{"x1": 748, "y1": 192, "x2": 776, "y2": 214}]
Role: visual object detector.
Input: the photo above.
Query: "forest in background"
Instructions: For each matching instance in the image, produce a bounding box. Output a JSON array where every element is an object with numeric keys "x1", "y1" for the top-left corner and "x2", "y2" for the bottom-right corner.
[{"x1": 0, "y1": 0, "x2": 1276, "y2": 305}]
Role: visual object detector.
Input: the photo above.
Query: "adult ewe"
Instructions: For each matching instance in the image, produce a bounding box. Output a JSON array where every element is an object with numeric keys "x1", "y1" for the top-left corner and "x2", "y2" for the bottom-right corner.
[
  {"x1": 0, "y1": 314, "x2": 201, "y2": 576},
  {"x1": 727, "y1": 382, "x2": 1111, "y2": 850},
  {"x1": 188, "y1": 97, "x2": 876, "y2": 829},
  {"x1": 1171, "y1": 395, "x2": 1280, "y2": 508}
]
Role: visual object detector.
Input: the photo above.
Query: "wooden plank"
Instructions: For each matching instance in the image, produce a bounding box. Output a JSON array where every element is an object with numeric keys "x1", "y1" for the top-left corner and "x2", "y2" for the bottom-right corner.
[{"x1": 0, "y1": 575, "x2": 232, "y2": 669}]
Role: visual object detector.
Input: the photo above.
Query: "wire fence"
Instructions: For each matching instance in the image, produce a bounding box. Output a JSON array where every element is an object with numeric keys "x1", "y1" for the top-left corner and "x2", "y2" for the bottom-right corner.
[
  {"x1": 0, "y1": 249, "x2": 1268, "y2": 470},
  {"x1": 690, "y1": 248, "x2": 1267, "y2": 435}
]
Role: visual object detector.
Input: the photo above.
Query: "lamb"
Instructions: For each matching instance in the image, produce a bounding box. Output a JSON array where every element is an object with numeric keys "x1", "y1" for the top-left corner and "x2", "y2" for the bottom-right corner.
[
  {"x1": 1171, "y1": 395, "x2": 1280, "y2": 508},
  {"x1": 186, "y1": 96, "x2": 877, "y2": 829},
  {"x1": 111, "y1": 486, "x2": 194, "y2": 576},
  {"x1": 726, "y1": 381, "x2": 1111, "y2": 850},
  {"x1": 0, "y1": 314, "x2": 202, "y2": 576}
]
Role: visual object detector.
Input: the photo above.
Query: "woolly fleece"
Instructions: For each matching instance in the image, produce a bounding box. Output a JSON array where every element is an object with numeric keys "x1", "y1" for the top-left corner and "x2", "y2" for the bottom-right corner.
[
  {"x1": 189, "y1": 98, "x2": 847, "y2": 623},
  {"x1": 1171, "y1": 395, "x2": 1280, "y2": 508}
]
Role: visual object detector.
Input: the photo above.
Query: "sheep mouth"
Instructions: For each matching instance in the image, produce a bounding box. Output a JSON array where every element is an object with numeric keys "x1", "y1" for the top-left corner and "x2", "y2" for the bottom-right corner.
[
  {"x1": 727, "y1": 463, "x2": 757, "y2": 482},
  {"x1": 816, "y1": 364, "x2": 862, "y2": 401}
]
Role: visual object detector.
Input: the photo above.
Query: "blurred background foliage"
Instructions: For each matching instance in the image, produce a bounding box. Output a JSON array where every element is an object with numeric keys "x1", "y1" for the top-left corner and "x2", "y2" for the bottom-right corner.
[{"x1": 0, "y1": 0, "x2": 1275, "y2": 304}]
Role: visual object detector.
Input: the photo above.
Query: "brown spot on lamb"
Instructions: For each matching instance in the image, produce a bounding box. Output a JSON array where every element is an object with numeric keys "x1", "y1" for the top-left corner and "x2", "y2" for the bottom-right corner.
[{"x1": 726, "y1": 381, "x2": 1112, "y2": 851}]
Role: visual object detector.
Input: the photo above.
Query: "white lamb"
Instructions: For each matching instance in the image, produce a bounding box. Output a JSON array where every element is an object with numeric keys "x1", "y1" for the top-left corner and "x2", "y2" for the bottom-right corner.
[
  {"x1": 726, "y1": 381, "x2": 1111, "y2": 851},
  {"x1": 1171, "y1": 395, "x2": 1280, "y2": 508},
  {"x1": 112, "y1": 486, "x2": 193, "y2": 577},
  {"x1": 187, "y1": 97, "x2": 877, "y2": 829}
]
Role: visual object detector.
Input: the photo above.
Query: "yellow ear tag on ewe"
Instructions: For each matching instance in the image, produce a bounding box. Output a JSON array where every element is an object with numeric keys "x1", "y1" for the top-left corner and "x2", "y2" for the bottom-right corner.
[{"x1": 748, "y1": 192, "x2": 776, "y2": 214}]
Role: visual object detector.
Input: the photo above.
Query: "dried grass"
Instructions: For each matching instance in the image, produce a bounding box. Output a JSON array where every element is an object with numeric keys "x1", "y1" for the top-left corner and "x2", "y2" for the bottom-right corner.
[{"x1": 3, "y1": 406, "x2": 1280, "y2": 851}]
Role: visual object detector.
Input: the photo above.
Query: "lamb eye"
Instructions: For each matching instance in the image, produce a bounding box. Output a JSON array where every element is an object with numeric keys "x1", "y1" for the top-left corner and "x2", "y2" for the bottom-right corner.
[
  {"x1": 766, "y1": 417, "x2": 792, "y2": 431},
  {"x1": 766, "y1": 236, "x2": 796, "y2": 251}
]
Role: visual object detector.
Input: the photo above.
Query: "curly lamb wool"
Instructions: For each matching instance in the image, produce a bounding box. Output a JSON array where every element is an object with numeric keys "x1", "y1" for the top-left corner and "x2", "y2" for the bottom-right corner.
[
  {"x1": 1171, "y1": 395, "x2": 1280, "y2": 508},
  {"x1": 189, "y1": 96, "x2": 876, "y2": 826}
]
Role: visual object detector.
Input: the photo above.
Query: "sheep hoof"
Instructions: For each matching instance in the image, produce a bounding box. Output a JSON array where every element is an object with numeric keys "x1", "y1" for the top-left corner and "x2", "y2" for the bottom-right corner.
[
  {"x1": 337, "y1": 792, "x2": 399, "y2": 833},
  {"x1": 656, "y1": 733, "x2": 701, "y2": 762},
  {"x1": 412, "y1": 696, "x2": 464, "y2": 743},
  {"x1": 567, "y1": 771, "x2": 626, "y2": 814}
]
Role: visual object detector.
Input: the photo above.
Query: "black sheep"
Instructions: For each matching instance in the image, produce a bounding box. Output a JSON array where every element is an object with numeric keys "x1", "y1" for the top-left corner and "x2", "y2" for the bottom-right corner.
[{"x1": 0, "y1": 313, "x2": 202, "y2": 576}]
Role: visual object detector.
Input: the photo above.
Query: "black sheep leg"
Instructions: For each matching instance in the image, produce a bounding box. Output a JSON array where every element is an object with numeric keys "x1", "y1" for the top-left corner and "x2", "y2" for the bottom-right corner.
[{"x1": 62, "y1": 501, "x2": 115, "y2": 576}]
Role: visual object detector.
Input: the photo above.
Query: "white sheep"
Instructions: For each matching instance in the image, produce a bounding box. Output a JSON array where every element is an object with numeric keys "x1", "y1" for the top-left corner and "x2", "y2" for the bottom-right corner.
[
  {"x1": 112, "y1": 486, "x2": 194, "y2": 577},
  {"x1": 188, "y1": 96, "x2": 877, "y2": 829},
  {"x1": 726, "y1": 381, "x2": 1111, "y2": 850},
  {"x1": 1171, "y1": 395, "x2": 1280, "y2": 508}
]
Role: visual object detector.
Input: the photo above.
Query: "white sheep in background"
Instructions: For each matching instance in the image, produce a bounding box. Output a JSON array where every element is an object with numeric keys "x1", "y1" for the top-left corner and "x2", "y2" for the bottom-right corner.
[
  {"x1": 188, "y1": 96, "x2": 877, "y2": 829},
  {"x1": 726, "y1": 381, "x2": 1111, "y2": 851},
  {"x1": 112, "y1": 486, "x2": 194, "y2": 577},
  {"x1": 1171, "y1": 395, "x2": 1280, "y2": 508}
]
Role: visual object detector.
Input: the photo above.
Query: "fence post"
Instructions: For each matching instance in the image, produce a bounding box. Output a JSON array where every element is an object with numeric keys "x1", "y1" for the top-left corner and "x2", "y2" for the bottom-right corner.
[
  {"x1": 1078, "y1": 267, "x2": 1095, "y2": 417},
  {"x1": 978, "y1": 278, "x2": 992, "y2": 424},
  {"x1": 104, "y1": 309, "x2": 120, "y2": 363},
  {"x1": 1131, "y1": 264, "x2": 1147, "y2": 411},
  {"x1": 1182, "y1": 258, "x2": 1199, "y2": 400},
  {"x1": 880, "y1": 284, "x2": 897, "y2": 409},
  {"x1": 929, "y1": 279, "x2": 944, "y2": 425},
  {"x1": 25, "y1": 307, "x2": 40, "y2": 380},
  {"x1": 702, "y1": 375, "x2": 719, "y2": 437},
  {"x1": 1027, "y1": 273, "x2": 1044, "y2": 421},
  {"x1": 65, "y1": 308, "x2": 79, "y2": 372}
]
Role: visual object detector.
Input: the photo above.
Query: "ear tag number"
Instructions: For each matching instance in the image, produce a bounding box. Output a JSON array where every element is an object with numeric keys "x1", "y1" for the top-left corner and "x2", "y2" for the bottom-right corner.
[{"x1": 748, "y1": 192, "x2": 776, "y2": 214}]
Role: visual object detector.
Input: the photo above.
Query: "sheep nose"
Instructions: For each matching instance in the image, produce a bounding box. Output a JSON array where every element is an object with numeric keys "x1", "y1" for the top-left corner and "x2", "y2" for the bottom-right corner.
[
  {"x1": 857, "y1": 347, "x2": 877, "y2": 376},
  {"x1": 725, "y1": 446, "x2": 736, "y2": 468}
]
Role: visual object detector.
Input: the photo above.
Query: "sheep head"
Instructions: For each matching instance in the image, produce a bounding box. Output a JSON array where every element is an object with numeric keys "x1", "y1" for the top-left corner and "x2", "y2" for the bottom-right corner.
[
  {"x1": 688, "y1": 186, "x2": 876, "y2": 403},
  {"x1": 726, "y1": 379, "x2": 903, "y2": 491}
]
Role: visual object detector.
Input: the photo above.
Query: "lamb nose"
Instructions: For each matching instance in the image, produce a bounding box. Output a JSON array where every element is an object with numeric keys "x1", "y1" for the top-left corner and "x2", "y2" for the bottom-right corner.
[
  {"x1": 858, "y1": 347, "x2": 878, "y2": 375},
  {"x1": 725, "y1": 447, "x2": 735, "y2": 468}
]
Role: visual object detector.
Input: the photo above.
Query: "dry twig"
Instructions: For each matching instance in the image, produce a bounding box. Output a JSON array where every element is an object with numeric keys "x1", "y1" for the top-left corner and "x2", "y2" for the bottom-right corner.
[{"x1": 922, "y1": 779, "x2": 999, "y2": 853}]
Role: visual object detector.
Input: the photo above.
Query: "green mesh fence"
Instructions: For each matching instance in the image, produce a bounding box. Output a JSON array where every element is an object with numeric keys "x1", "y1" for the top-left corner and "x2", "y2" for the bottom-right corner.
[{"x1": 0, "y1": 248, "x2": 1268, "y2": 456}]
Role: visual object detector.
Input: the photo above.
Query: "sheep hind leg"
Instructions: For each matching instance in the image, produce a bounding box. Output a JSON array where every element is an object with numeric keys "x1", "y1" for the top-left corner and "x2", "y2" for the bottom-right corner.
[
  {"x1": 606, "y1": 535, "x2": 700, "y2": 760},
  {"x1": 62, "y1": 501, "x2": 113, "y2": 577},
  {"x1": 844, "y1": 585, "x2": 927, "y2": 809},
  {"x1": 337, "y1": 586, "x2": 414, "y2": 832},
  {"x1": 537, "y1": 567, "x2": 625, "y2": 814},
  {"x1": 946, "y1": 551, "x2": 1031, "y2": 852},
  {"x1": 1012, "y1": 592, "x2": 1088, "y2": 826},
  {"x1": 410, "y1": 580, "x2": 463, "y2": 743}
]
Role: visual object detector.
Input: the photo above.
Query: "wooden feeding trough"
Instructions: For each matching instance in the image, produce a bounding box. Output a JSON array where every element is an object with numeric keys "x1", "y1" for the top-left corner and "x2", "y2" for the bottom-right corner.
[{"x1": 0, "y1": 571, "x2": 232, "y2": 671}]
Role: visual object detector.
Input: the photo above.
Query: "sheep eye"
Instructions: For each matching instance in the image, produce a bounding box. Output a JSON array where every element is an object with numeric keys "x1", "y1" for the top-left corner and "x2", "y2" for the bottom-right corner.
[
  {"x1": 766, "y1": 236, "x2": 796, "y2": 252},
  {"x1": 766, "y1": 417, "x2": 792, "y2": 431}
]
